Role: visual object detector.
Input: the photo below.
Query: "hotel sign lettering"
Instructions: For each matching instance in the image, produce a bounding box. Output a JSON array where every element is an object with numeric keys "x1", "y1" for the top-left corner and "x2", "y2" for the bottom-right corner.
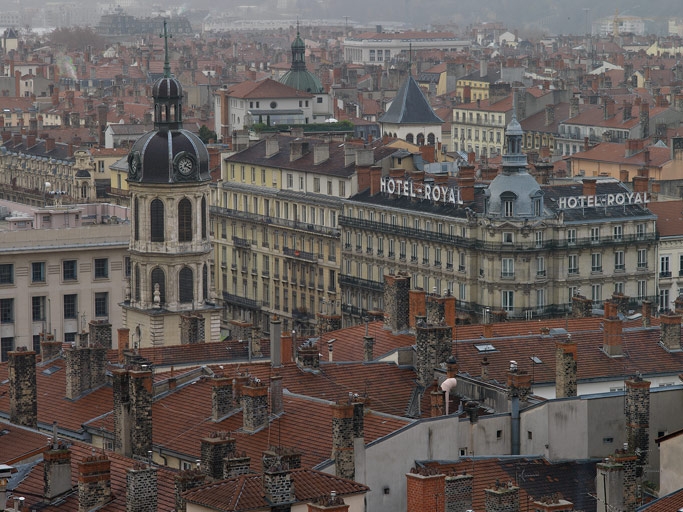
[
  {"x1": 380, "y1": 177, "x2": 463, "y2": 205},
  {"x1": 557, "y1": 192, "x2": 649, "y2": 210}
]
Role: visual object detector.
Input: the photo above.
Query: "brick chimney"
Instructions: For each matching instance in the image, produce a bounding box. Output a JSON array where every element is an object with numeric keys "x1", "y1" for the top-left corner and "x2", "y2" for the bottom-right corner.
[
  {"x1": 369, "y1": 167, "x2": 382, "y2": 196},
  {"x1": 223, "y1": 451, "x2": 251, "y2": 478},
  {"x1": 201, "y1": 432, "x2": 236, "y2": 479},
  {"x1": 211, "y1": 377, "x2": 234, "y2": 421},
  {"x1": 446, "y1": 473, "x2": 473, "y2": 511},
  {"x1": 8, "y1": 349, "x2": 37, "y2": 428},
  {"x1": 241, "y1": 381, "x2": 269, "y2": 433},
  {"x1": 113, "y1": 367, "x2": 153, "y2": 458},
  {"x1": 263, "y1": 460, "x2": 295, "y2": 507},
  {"x1": 571, "y1": 294, "x2": 592, "y2": 318},
  {"x1": 625, "y1": 375, "x2": 651, "y2": 467},
  {"x1": 623, "y1": 100, "x2": 633, "y2": 121},
  {"x1": 44, "y1": 423, "x2": 72, "y2": 500},
  {"x1": 484, "y1": 482, "x2": 519, "y2": 512},
  {"x1": 582, "y1": 177, "x2": 597, "y2": 197},
  {"x1": 363, "y1": 335, "x2": 375, "y2": 362},
  {"x1": 632, "y1": 175, "x2": 648, "y2": 195},
  {"x1": 544, "y1": 104, "x2": 555, "y2": 126},
  {"x1": 89, "y1": 319, "x2": 112, "y2": 348},
  {"x1": 64, "y1": 344, "x2": 107, "y2": 400},
  {"x1": 384, "y1": 273, "x2": 411, "y2": 333},
  {"x1": 531, "y1": 496, "x2": 574, "y2": 512},
  {"x1": 406, "y1": 469, "x2": 445, "y2": 512},
  {"x1": 642, "y1": 300, "x2": 652, "y2": 327},
  {"x1": 78, "y1": 454, "x2": 111, "y2": 512},
  {"x1": 331, "y1": 402, "x2": 355, "y2": 480},
  {"x1": 126, "y1": 464, "x2": 157, "y2": 512},
  {"x1": 409, "y1": 289, "x2": 427, "y2": 330},
  {"x1": 174, "y1": 469, "x2": 206, "y2": 512},
  {"x1": 297, "y1": 340, "x2": 320, "y2": 371},
  {"x1": 660, "y1": 312, "x2": 682, "y2": 351},
  {"x1": 555, "y1": 336, "x2": 577, "y2": 398},
  {"x1": 262, "y1": 446, "x2": 302, "y2": 472},
  {"x1": 45, "y1": 137, "x2": 55, "y2": 152},
  {"x1": 415, "y1": 324, "x2": 452, "y2": 387},
  {"x1": 603, "y1": 301, "x2": 623, "y2": 357}
]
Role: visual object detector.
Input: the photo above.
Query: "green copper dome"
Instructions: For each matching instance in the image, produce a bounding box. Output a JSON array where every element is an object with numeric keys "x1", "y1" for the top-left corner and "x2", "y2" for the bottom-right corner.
[{"x1": 279, "y1": 27, "x2": 324, "y2": 94}]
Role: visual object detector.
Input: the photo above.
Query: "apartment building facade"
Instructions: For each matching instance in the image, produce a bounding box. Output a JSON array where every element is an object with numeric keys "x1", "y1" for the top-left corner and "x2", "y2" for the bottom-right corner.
[
  {"x1": 340, "y1": 116, "x2": 658, "y2": 324},
  {"x1": 212, "y1": 134, "x2": 396, "y2": 336}
]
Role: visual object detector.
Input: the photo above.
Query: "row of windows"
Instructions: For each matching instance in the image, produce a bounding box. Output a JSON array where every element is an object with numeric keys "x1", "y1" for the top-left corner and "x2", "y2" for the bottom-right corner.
[
  {"x1": 454, "y1": 127, "x2": 502, "y2": 144},
  {"x1": 0, "y1": 293, "x2": 109, "y2": 324},
  {"x1": 134, "y1": 196, "x2": 208, "y2": 243},
  {"x1": 0, "y1": 259, "x2": 120, "y2": 285},
  {"x1": 454, "y1": 111, "x2": 505, "y2": 125},
  {"x1": 132, "y1": 264, "x2": 208, "y2": 305},
  {"x1": 218, "y1": 191, "x2": 339, "y2": 228}
]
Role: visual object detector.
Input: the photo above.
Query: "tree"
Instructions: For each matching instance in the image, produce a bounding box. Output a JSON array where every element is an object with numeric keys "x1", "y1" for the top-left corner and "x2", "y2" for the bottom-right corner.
[{"x1": 198, "y1": 125, "x2": 217, "y2": 143}]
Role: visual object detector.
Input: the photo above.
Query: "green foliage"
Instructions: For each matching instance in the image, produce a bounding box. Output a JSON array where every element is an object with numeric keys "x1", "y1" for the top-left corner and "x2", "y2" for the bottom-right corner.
[
  {"x1": 198, "y1": 125, "x2": 217, "y2": 143},
  {"x1": 250, "y1": 121, "x2": 354, "y2": 134}
]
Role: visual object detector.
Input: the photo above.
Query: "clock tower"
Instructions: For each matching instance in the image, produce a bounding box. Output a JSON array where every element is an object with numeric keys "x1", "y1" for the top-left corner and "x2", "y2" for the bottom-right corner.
[{"x1": 122, "y1": 21, "x2": 220, "y2": 347}]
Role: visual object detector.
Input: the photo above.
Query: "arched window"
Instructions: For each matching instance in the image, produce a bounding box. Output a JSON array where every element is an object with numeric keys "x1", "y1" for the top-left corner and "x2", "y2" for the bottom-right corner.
[
  {"x1": 134, "y1": 197, "x2": 139, "y2": 241},
  {"x1": 178, "y1": 198, "x2": 192, "y2": 242},
  {"x1": 202, "y1": 264, "x2": 208, "y2": 301},
  {"x1": 201, "y1": 196, "x2": 207, "y2": 240},
  {"x1": 150, "y1": 199, "x2": 164, "y2": 242},
  {"x1": 427, "y1": 133, "x2": 436, "y2": 145},
  {"x1": 134, "y1": 265, "x2": 140, "y2": 302},
  {"x1": 151, "y1": 267, "x2": 166, "y2": 304},
  {"x1": 406, "y1": 133, "x2": 414, "y2": 144},
  {"x1": 179, "y1": 266, "x2": 194, "y2": 303},
  {"x1": 416, "y1": 133, "x2": 425, "y2": 146}
]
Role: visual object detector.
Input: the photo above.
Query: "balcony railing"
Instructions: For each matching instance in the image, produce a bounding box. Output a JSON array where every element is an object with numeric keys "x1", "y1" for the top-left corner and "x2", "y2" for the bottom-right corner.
[
  {"x1": 660, "y1": 271, "x2": 672, "y2": 278},
  {"x1": 341, "y1": 303, "x2": 368, "y2": 317},
  {"x1": 282, "y1": 246, "x2": 316, "y2": 262},
  {"x1": 339, "y1": 274, "x2": 384, "y2": 293},
  {"x1": 222, "y1": 292, "x2": 260, "y2": 310},
  {"x1": 339, "y1": 215, "x2": 658, "y2": 252},
  {"x1": 232, "y1": 236, "x2": 251, "y2": 249},
  {"x1": 211, "y1": 206, "x2": 340, "y2": 238}
]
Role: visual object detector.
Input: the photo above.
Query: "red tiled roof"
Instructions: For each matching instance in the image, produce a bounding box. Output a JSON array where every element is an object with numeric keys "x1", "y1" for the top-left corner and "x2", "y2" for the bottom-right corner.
[
  {"x1": 227, "y1": 78, "x2": 314, "y2": 99},
  {"x1": 11, "y1": 441, "x2": 178, "y2": 512},
  {"x1": 184, "y1": 469, "x2": 368, "y2": 511},
  {"x1": 648, "y1": 200, "x2": 683, "y2": 237},
  {"x1": 638, "y1": 488, "x2": 683, "y2": 511},
  {"x1": 570, "y1": 142, "x2": 669, "y2": 168}
]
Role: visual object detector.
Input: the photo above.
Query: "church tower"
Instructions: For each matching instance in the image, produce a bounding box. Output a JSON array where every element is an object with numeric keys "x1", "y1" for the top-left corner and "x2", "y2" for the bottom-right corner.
[{"x1": 122, "y1": 22, "x2": 220, "y2": 347}]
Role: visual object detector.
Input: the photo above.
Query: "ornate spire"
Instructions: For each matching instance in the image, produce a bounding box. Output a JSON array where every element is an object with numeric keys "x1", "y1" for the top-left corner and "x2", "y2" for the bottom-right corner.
[{"x1": 160, "y1": 20, "x2": 172, "y2": 78}]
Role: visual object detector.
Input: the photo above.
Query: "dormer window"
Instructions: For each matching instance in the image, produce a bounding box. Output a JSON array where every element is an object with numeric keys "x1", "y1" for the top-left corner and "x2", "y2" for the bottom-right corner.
[{"x1": 500, "y1": 191, "x2": 517, "y2": 217}]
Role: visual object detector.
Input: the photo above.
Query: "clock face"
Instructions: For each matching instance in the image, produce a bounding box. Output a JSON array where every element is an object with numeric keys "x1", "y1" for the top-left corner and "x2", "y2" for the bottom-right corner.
[{"x1": 177, "y1": 156, "x2": 194, "y2": 176}]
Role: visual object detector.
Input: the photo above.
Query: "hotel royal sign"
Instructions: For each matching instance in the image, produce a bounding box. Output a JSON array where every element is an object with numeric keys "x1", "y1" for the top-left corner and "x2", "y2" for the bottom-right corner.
[
  {"x1": 557, "y1": 191, "x2": 650, "y2": 210},
  {"x1": 380, "y1": 177, "x2": 463, "y2": 205}
]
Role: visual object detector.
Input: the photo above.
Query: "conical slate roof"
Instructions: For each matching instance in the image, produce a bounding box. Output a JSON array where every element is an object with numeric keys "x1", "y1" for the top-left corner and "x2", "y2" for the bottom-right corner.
[{"x1": 379, "y1": 76, "x2": 443, "y2": 125}]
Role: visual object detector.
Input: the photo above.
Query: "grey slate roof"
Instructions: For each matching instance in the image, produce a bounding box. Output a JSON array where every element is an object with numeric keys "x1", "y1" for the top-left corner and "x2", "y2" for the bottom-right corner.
[{"x1": 379, "y1": 76, "x2": 444, "y2": 125}]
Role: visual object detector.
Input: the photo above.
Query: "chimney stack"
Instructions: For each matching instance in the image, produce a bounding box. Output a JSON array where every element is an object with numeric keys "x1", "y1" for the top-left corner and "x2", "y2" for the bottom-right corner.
[
  {"x1": 408, "y1": 289, "x2": 426, "y2": 330},
  {"x1": 659, "y1": 312, "x2": 682, "y2": 351},
  {"x1": 384, "y1": 273, "x2": 411, "y2": 333},
  {"x1": 603, "y1": 301, "x2": 623, "y2": 357},
  {"x1": 270, "y1": 316, "x2": 282, "y2": 367},
  {"x1": 484, "y1": 482, "x2": 519, "y2": 512},
  {"x1": 642, "y1": 300, "x2": 652, "y2": 327},
  {"x1": 331, "y1": 402, "x2": 355, "y2": 480},
  {"x1": 8, "y1": 349, "x2": 37, "y2": 428},
  {"x1": 263, "y1": 457, "x2": 295, "y2": 507},
  {"x1": 43, "y1": 422, "x2": 72, "y2": 500},
  {"x1": 65, "y1": 344, "x2": 107, "y2": 400},
  {"x1": 415, "y1": 324, "x2": 452, "y2": 388},
  {"x1": 113, "y1": 367, "x2": 153, "y2": 458},
  {"x1": 625, "y1": 375, "x2": 651, "y2": 468},
  {"x1": 446, "y1": 473, "x2": 473, "y2": 512},
  {"x1": 201, "y1": 433, "x2": 236, "y2": 480},
  {"x1": 555, "y1": 337, "x2": 577, "y2": 398},
  {"x1": 265, "y1": 136, "x2": 279, "y2": 158},
  {"x1": 241, "y1": 380, "x2": 269, "y2": 432},
  {"x1": 307, "y1": 494, "x2": 350, "y2": 512},
  {"x1": 406, "y1": 469, "x2": 445, "y2": 512},
  {"x1": 78, "y1": 454, "x2": 111, "y2": 512},
  {"x1": 314, "y1": 143, "x2": 330, "y2": 164},
  {"x1": 211, "y1": 377, "x2": 234, "y2": 421},
  {"x1": 126, "y1": 464, "x2": 157, "y2": 512},
  {"x1": 174, "y1": 469, "x2": 206, "y2": 512},
  {"x1": 271, "y1": 375, "x2": 284, "y2": 416}
]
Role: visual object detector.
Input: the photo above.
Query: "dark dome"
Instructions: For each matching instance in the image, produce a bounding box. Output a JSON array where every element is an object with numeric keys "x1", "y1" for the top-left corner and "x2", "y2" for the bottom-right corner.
[
  {"x1": 128, "y1": 128, "x2": 210, "y2": 184},
  {"x1": 152, "y1": 76, "x2": 183, "y2": 100}
]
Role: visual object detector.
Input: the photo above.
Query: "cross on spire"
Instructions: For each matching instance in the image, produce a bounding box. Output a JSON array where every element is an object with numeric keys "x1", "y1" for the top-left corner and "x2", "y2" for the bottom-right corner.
[{"x1": 160, "y1": 20, "x2": 172, "y2": 78}]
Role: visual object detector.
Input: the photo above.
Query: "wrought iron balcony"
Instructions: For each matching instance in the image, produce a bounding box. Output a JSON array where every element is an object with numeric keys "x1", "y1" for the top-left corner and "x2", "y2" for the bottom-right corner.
[
  {"x1": 283, "y1": 246, "x2": 316, "y2": 262},
  {"x1": 339, "y1": 274, "x2": 384, "y2": 293},
  {"x1": 232, "y1": 236, "x2": 251, "y2": 249},
  {"x1": 222, "y1": 292, "x2": 260, "y2": 310},
  {"x1": 210, "y1": 206, "x2": 340, "y2": 238}
]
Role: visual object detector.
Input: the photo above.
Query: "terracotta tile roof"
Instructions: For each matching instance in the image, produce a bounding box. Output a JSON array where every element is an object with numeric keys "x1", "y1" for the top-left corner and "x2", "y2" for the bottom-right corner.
[
  {"x1": 183, "y1": 469, "x2": 368, "y2": 511},
  {"x1": 647, "y1": 200, "x2": 683, "y2": 237},
  {"x1": 570, "y1": 142, "x2": 669, "y2": 168},
  {"x1": 421, "y1": 457, "x2": 598, "y2": 512},
  {"x1": 457, "y1": 96, "x2": 512, "y2": 113},
  {"x1": 85, "y1": 378, "x2": 410, "y2": 471},
  {"x1": 227, "y1": 78, "x2": 314, "y2": 99},
  {"x1": 0, "y1": 422, "x2": 49, "y2": 465},
  {"x1": 10, "y1": 441, "x2": 178, "y2": 512},
  {"x1": 564, "y1": 103, "x2": 668, "y2": 130},
  {"x1": 0, "y1": 358, "x2": 114, "y2": 433},
  {"x1": 638, "y1": 488, "x2": 683, "y2": 511}
]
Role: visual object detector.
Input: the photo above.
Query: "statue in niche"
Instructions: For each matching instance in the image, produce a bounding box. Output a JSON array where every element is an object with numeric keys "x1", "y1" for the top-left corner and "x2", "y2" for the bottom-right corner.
[{"x1": 153, "y1": 283, "x2": 161, "y2": 308}]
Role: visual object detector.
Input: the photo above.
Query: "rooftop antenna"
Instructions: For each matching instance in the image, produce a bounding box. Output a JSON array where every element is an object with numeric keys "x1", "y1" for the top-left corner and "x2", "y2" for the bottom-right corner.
[
  {"x1": 160, "y1": 20, "x2": 172, "y2": 78},
  {"x1": 408, "y1": 42, "x2": 413, "y2": 76}
]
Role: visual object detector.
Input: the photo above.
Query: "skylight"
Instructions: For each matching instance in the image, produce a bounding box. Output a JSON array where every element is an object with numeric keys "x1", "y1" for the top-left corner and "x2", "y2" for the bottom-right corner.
[
  {"x1": 530, "y1": 356, "x2": 543, "y2": 364},
  {"x1": 474, "y1": 343, "x2": 496, "y2": 352},
  {"x1": 42, "y1": 365, "x2": 62, "y2": 376}
]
